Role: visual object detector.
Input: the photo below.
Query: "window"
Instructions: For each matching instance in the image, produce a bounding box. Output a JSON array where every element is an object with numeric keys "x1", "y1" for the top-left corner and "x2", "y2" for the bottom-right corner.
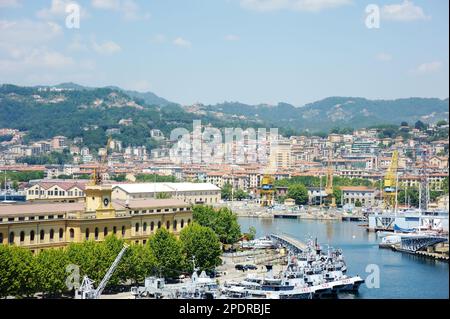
[
  {"x1": 50, "y1": 229, "x2": 54, "y2": 241},
  {"x1": 113, "y1": 226, "x2": 117, "y2": 235},
  {"x1": 150, "y1": 222, "x2": 154, "y2": 231},
  {"x1": 30, "y1": 230, "x2": 35, "y2": 242},
  {"x1": 85, "y1": 228, "x2": 90, "y2": 240},
  {"x1": 40, "y1": 230, "x2": 45, "y2": 241},
  {"x1": 143, "y1": 222, "x2": 147, "y2": 232},
  {"x1": 59, "y1": 228, "x2": 64, "y2": 240},
  {"x1": 70, "y1": 228, "x2": 75, "y2": 240},
  {"x1": 187, "y1": 219, "x2": 191, "y2": 225},
  {"x1": 166, "y1": 221, "x2": 170, "y2": 230},
  {"x1": 95, "y1": 228, "x2": 99, "y2": 240},
  {"x1": 135, "y1": 223, "x2": 139, "y2": 233},
  {"x1": 181, "y1": 219, "x2": 184, "y2": 229},
  {"x1": 20, "y1": 231, "x2": 25, "y2": 243},
  {"x1": 122, "y1": 226, "x2": 126, "y2": 236},
  {"x1": 0, "y1": 233, "x2": 3, "y2": 244},
  {"x1": 9, "y1": 232, "x2": 14, "y2": 244},
  {"x1": 104, "y1": 227, "x2": 108, "y2": 237},
  {"x1": 173, "y1": 220, "x2": 177, "y2": 231},
  {"x1": 157, "y1": 221, "x2": 161, "y2": 229}
]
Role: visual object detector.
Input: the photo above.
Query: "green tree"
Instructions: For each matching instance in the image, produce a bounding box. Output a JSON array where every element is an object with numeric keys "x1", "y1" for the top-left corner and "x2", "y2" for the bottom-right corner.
[
  {"x1": 192, "y1": 205, "x2": 241, "y2": 244},
  {"x1": 180, "y1": 222, "x2": 222, "y2": 272},
  {"x1": 120, "y1": 244, "x2": 155, "y2": 284},
  {"x1": 287, "y1": 184, "x2": 308, "y2": 205},
  {"x1": 0, "y1": 245, "x2": 37, "y2": 298},
  {"x1": 436, "y1": 120, "x2": 448, "y2": 127},
  {"x1": 354, "y1": 200, "x2": 362, "y2": 207},
  {"x1": 156, "y1": 192, "x2": 172, "y2": 199},
  {"x1": 148, "y1": 228, "x2": 185, "y2": 278},
  {"x1": 243, "y1": 226, "x2": 257, "y2": 240},
  {"x1": 221, "y1": 183, "x2": 232, "y2": 200},
  {"x1": 234, "y1": 189, "x2": 249, "y2": 201},
  {"x1": 415, "y1": 120, "x2": 427, "y2": 131},
  {"x1": 333, "y1": 188, "x2": 342, "y2": 206},
  {"x1": 35, "y1": 248, "x2": 70, "y2": 297}
]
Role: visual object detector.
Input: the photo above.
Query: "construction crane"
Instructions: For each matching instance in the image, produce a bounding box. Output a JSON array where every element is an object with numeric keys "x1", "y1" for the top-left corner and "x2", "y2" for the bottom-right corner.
[
  {"x1": 383, "y1": 150, "x2": 399, "y2": 210},
  {"x1": 75, "y1": 243, "x2": 129, "y2": 299},
  {"x1": 325, "y1": 146, "x2": 336, "y2": 207},
  {"x1": 260, "y1": 173, "x2": 275, "y2": 207}
]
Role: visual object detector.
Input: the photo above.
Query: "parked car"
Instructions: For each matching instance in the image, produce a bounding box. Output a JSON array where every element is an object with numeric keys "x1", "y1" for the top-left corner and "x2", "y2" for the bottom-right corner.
[
  {"x1": 244, "y1": 264, "x2": 258, "y2": 270},
  {"x1": 235, "y1": 264, "x2": 245, "y2": 271}
]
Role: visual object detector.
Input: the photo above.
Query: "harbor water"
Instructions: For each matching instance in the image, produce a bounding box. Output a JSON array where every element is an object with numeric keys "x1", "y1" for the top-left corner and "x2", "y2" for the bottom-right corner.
[{"x1": 238, "y1": 217, "x2": 449, "y2": 299}]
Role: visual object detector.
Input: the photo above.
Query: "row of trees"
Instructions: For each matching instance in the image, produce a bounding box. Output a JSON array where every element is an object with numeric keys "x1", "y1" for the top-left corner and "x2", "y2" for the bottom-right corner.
[
  {"x1": 0, "y1": 226, "x2": 223, "y2": 298},
  {"x1": 274, "y1": 176, "x2": 373, "y2": 188},
  {"x1": 16, "y1": 151, "x2": 73, "y2": 165},
  {"x1": 135, "y1": 174, "x2": 178, "y2": 183}
]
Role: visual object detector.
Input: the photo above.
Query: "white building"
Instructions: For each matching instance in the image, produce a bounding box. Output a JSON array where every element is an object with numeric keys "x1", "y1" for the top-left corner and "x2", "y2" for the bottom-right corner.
[{"x1": 112, "y1": 182, "x2": 221, "y2": 205}]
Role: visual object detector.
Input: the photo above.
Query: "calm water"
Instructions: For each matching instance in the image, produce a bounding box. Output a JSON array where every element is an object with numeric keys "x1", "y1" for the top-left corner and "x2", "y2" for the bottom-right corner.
[{"x1": 238, "y1": 217, "x2": 449, "y2": 299}]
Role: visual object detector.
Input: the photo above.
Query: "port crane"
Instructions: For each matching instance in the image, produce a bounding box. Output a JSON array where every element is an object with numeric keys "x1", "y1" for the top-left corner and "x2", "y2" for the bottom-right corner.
[
  {"x1": 75, "y1": 243, "x2": 129, "y2": 299},
  {"x1": 325, "y1": 146, "x2": 336, "y2": 207},
  {"x1": 383, "y1": 150, "x2": 399, "y2": 210}
]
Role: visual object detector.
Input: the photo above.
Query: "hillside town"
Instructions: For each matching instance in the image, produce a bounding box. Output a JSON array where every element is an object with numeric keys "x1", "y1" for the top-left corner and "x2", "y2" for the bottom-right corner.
[{"x1": 1, "y1": 120, "x2": 448, "y2": 210}]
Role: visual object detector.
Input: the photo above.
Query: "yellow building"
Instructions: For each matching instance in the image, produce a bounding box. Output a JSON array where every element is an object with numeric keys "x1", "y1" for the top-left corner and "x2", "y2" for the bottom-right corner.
[{"x1": 0, "y1": 184, "x2": 192, "y2": 253}]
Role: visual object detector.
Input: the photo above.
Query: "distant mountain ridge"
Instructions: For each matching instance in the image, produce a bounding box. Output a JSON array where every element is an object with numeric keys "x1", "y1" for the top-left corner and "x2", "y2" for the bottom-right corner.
[
  {"x1": 1, "y1": 83, "x2": 448, "y2": 133},
  {"x1": 193, "y1": 97, "x2": 449, "y2": 131}
]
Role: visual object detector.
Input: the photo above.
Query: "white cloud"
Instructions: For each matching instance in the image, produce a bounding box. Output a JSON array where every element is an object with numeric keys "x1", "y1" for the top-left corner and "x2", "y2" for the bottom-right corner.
[
  {"x1": 91, "y1": 0, "x2": 120, "y2": 10},
  {"x1": 0, "y1": 19, "x2": 63, "y2": 47},
  {"x1": 240, "y1": 0, "x2": 351, "y2": 12},
  {"x1": 92, "y1": 39, "x2": 122, "y2": 55},
  {"x1": 0, "y1": 0, "x2": 21, "y2": 8},
  {"x1": 173, "y1": 37, "x2": 192, "y2": 48},
  {"x1": 0, "y1": 48, "x2": 75, "y2": 74},
  {"x1": 68, "y1": 35, "x2": 89, "y2": 52},
  {"x1": 0, "y1": 18, "x2": 93, "y2": 85},
  {"x1": 412, "y1": 61, "x2": 443, "y2": 74},
  {"x1": 91, "y1": 0, "x2": 150, "y2": 20},
  {"x1": 225, "y1": 34, "x2": 240, "y2": 41},
  {"x1": 382, "y1": 1, "x2": 429, "y2": 22},
  {"x1": 376, "y1": 52, "x2": 393, "y2": 62}
]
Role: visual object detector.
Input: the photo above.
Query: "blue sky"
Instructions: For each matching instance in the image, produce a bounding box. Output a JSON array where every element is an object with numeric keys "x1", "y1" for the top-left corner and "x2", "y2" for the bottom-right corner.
[{"x1": 0, "y1": 0, "x2": 448, "y2": 106}]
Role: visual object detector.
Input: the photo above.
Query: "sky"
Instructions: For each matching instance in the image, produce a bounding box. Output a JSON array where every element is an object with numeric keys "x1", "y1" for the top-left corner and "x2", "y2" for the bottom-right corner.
[{"x1": 0, "y1": 0, "x2": 448, "y2": 106}]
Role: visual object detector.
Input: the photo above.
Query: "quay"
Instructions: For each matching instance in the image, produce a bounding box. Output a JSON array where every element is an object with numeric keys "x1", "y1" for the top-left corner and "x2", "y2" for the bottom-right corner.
[{"x1": 379, "y1": 236, "x2": 449, "y2": 262}]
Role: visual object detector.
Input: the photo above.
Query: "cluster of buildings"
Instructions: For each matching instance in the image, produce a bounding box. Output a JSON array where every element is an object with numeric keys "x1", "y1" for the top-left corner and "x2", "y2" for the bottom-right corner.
[{"x1": 1, "y1": 123, "x2": 448, "y2": 209}]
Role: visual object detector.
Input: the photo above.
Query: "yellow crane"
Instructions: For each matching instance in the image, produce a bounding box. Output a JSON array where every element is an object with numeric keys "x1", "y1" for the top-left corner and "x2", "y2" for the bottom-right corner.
[
  {"x1": 260, "y1": 173, "x2": 275, "y2": 207},
  {"x1": 325, "y1": 146, "x2": 336, "y2": 207},
  {"x1": 383, "y1": 150, "x2": 399, "y2": 210}
]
